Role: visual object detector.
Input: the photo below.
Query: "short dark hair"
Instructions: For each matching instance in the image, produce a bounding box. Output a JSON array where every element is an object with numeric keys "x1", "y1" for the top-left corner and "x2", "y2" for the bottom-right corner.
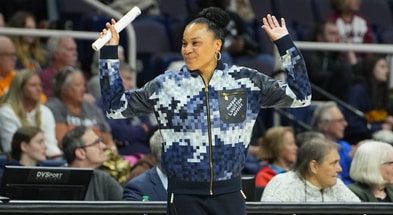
[
  {"x1": 53, "y1": 66, "x2": 82, "y2": 98},
  {"x1": 61, "y1": 126, "x2": 88, "y2": 164}
]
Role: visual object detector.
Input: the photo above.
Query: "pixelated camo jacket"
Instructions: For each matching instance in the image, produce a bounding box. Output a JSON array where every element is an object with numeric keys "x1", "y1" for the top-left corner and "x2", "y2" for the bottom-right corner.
[{"x1": 99, "y1": 35, "x2": 311, "y2": 195}]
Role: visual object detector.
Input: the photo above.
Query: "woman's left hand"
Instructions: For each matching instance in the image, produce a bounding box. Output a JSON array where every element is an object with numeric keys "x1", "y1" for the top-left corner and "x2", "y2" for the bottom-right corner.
[{"x1": 261, "y1": 14, "x2": 289, "y2": 42}]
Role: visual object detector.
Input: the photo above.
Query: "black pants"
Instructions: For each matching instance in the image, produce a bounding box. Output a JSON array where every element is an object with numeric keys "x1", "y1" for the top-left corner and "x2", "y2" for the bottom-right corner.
[{"x1": 167, "y1": 191, "x2": 246, "y2": 215}]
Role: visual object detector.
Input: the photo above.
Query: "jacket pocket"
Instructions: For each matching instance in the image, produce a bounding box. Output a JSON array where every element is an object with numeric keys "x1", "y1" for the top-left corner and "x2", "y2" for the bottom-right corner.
[{"x1": 218, "y1": 89, "x2": 247, "y2": 123}]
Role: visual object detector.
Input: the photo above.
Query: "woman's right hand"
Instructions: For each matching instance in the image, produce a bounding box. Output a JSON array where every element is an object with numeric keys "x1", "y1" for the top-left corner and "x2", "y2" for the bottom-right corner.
[{"x1": 100, "y1": 18, "x2": 120, "y2": 46}]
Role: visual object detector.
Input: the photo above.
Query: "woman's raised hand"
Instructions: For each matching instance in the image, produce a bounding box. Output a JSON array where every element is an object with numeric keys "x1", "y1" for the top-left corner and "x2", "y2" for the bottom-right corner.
[
  {"x1": 261, "y1": 14, "x2": 289, "y2": 42},
  {"x1": 100, "y1": 18, "x2": 120, "y2": 46}
]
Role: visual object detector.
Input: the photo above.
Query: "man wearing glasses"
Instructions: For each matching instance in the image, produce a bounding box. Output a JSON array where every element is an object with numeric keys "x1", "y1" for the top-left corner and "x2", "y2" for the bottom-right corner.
[
  {"x1": 61, "y1": 126, "x2": 123, "y2": 200},
  {"x1": 311, "y1": 101, "x2": 356, "y2": 185}
]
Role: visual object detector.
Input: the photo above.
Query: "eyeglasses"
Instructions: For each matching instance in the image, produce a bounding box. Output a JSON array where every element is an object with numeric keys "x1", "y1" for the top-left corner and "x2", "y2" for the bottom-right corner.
[
  {"x1": 80, "y1": 137, "x2": 102, "y2": 149},
  {"x1": 0, "y1": 53, "x2": 17, "y2": 58},
  {"x1": 329, "y1": 118, "x2": 346, "y2": 123}
]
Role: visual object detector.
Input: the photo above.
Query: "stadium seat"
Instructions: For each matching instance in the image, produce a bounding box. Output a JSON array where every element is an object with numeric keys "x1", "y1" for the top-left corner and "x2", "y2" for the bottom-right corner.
[
  {"x1": 160, "y1": 0, "x2": 188, "y2": 22},
  {"x1": 360, "y1": 0, "x2": 393, "y2": 42},
  {"x1": 132, "y1": 16, "x2": 177, "y2": 87},
  {"x1": 273, "y1": 0, "x2": 316, "y2": 41},
  {"x1": 248, "y1": 0, "x2": 275, "y2": 21},
  {"x1": 312, "y1": 0, "x2": 334, "y2": 22}
]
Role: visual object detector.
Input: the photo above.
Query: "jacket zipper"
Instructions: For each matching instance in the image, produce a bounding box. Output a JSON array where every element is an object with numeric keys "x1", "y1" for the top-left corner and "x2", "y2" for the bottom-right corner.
[
  {"x1": 204, "y1": 82, "x2": 214, "y2": 195},
  {"x1": 221, "y1": 91, "x2": 247, "y2": 101}
]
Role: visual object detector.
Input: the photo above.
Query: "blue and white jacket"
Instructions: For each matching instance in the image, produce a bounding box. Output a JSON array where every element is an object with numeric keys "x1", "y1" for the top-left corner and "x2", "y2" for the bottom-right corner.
[{"x1": 99, "y1": 35, "x2": 311, "y2": 195}]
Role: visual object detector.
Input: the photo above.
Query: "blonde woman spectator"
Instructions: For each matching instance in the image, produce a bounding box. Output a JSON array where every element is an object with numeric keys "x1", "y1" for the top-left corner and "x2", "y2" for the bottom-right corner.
[
  {"x1": 255, "y1": 126, "x2": 297, "y2": 187},
  {"x1": 348, "y1": 140, "x2": 393, "y2": 202},
  {"x1": 0, "y1": 70, "x2": 61, "y2": 158},
  {"x1": 7, "y1": 11, "x2": 48, "y2": 71}
]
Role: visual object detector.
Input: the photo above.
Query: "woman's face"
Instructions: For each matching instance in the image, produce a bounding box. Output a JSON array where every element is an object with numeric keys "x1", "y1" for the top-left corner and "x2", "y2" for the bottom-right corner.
[
  {"x1": 380, "y1": 157, "x2": 393, "y2": 184},
  {"x1": 278, "y1": 131, "x2": 297, "y2": 163},
  {"x1": 23, "y1": 16, "x2": 36, "y2": 45},
  {"x1": 22, "y1": 132, "x2": 47, "y2": 162},
  {"x1": 373, "y1": 58, "x2": 389, "y2": 82},
  {"x1": 181, "y1": 23, "x2": 221, "y2": 74},
  {"x1": 23, "y1": 74, "x2": 42, "y2": 104},
  {"x1": 346, "y1": 0, "x2": 361, "y2": 12},
  {"x1": 311, "y1": 149, "x2": 342, "y2": 188},
  {"x1": 64, "y1": 72, "x2": 86, "y2": 103}
]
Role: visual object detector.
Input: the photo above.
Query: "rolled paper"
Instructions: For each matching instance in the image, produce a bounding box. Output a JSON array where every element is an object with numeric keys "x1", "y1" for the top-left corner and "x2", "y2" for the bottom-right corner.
[{"x1": 91, "y1": 6, "x2": 141, "y2": 51}]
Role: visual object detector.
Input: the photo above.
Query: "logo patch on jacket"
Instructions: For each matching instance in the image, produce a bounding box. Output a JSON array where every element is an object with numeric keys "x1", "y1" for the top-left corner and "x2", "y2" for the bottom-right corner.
[{"x1": 218, "y1": 89, "x2": 247, "y2": 123}]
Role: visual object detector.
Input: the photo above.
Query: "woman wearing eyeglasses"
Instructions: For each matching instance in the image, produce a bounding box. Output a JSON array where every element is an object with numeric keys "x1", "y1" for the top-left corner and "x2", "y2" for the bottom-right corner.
[{"x1": 348, "y1": 140, "x2": 393, "y2": 202}]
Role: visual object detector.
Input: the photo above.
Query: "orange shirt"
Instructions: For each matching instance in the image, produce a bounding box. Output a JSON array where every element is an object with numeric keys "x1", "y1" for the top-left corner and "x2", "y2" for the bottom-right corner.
[
  {"x1": 0, "y1": 71, "x2": 46, "y2": 103},
  {"x1": 0, "y1": 71, "x2": 16, "y2": 97}
]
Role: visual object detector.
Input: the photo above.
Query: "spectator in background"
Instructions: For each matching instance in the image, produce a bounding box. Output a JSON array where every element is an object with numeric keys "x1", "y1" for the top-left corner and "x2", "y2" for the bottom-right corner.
[
  {"x1": 311, "y1": 101, "x2": 354, "y2": 185},
  {"x1": 261, "y1": 137, "x2": 360, "y2": 202},
  {"x1": 328, "y1": 0, "x2": 373, "y2": 44},
  {"x1": 228, "y1": 0, "x2": 255, "y2": 23},
  {"x1": 45, "y1": 66, "x2": 117, "y2": 151},
  {"x1": 7, "y1": 11, "x2": 48, "y2": 72},
  {"x1": 344, "y1": 54, "x2": 393, "y2": 145},
  {"x1": 123, "y1": 129, "x2": 167, "y2": 201},
  {"x1": 255, "y1": 126, "x2": 297, "y2": 187},
  {"x1": 0, "y1": 70, "x2": 61, "y2": 158},
  {"x1": 39, "y1": 36, "x2": 78, "y2": 98},
  {"x1": 61, "y1": 126, "x2": 123, "y2": 201},
  {"x1": 372, "y1": 130, "x2": 393, "y2": 146},
  {"x1": 348, "y1": 140, "x2": 393, "y2": 202},
  {"x1": 0, "y1": 36, "x2": 17, "y2": 98},
  {"x1": 9, "y1": 126, "x2": 47, "y2": 166},
  {"x1": 302, "y1": 20, "x2": 356, "y2": 101}
]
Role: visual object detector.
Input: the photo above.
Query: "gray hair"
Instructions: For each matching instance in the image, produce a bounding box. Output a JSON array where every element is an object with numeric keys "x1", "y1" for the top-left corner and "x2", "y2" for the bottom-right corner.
[
  {"x1": 311, "y1": 101, "x2": 338, "y2": 131},
  {"x1": 372, "y1": 130, "x2": 393, "y2": 146},
  {"x1": 295, "y1": 131, "x2": 325, "y2": 148},
  {"x1": 46, "y1": 36, "x2": 63, "y2": 55},
  {"x1": 293, "y1": 137, "x2": 339, "y2": 178},
  {"x1": 53, "y1": 66, "x2": 82, "y2": 98},
  {"x1": 350, "y1": 140, "x2": 393, "y2": 184},
  {"x1": 149, "y1": 130, "x2": 163, "y2": 167}
]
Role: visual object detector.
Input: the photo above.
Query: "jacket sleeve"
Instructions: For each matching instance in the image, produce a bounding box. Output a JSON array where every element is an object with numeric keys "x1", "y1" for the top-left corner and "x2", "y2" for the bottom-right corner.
[
  {"x1": 99, "y1": 46, "x2": 156, "y2": 119},
  {"x1": 253, "y1": 35, "x2": 311, "y2": 108},
  {"x1": 123, "y1": 180, "x2": 144, "y2": 201}
]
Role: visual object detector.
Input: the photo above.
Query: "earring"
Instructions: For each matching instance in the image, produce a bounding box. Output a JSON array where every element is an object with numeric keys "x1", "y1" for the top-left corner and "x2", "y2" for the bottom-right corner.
[{"x1": 215, "y1": 51, "x2": 222, "y2": 61}]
